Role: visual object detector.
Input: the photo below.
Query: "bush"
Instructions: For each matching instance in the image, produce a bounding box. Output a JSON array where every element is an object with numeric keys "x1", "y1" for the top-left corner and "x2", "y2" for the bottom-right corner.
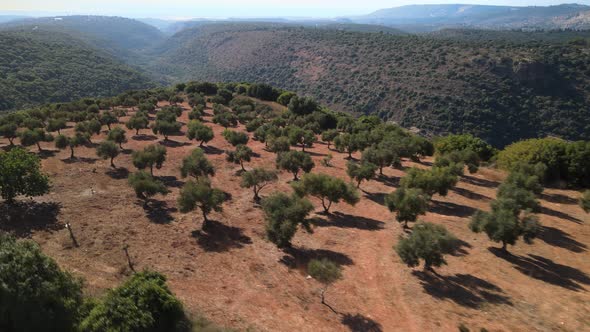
[
  {"x1": 0, "y1": 234, "x2": 83, "y2": 332},
  {"x1": 435, "y1": 134, "x2": 495, "y2": 161}
]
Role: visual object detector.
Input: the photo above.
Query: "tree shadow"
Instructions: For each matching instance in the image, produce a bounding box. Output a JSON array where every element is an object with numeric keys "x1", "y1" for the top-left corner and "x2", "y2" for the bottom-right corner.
[
  {"x1": 306, "y1": 150, "x2": 328, "y2": 157},
  {"x1": 452, "y1": 187, "x2": 491, "y2": 201},
  {"x1": 159, "y1": 139, "x2": 191, "y2": 148},
  {"x1": 449, "y1": 238, "x2": 473, "y2": 257},
  {"x1": 537, "y1": 226, "x2": 587, "y2": 253},
  {"x1": 37, "y1": 149, "x2": 57, "y2": 159},
  {"x1": 121, "y1": 148, "x2": 133, "y2": 155},
  {"x1": 311, "y1": 211, "x2": 384, "y2": 231},
  {"x1": 61, "y1": 157, "x2": 98, "y2": 164},
  {"x1": 132, "y1": 134, "x2": 158, "y2": 141},
  {"x1": 429, "y1": 200, "x2": 477, "y2": 218},
  {"x1": 191, "y1": 220, "x2": 252, "y2": 252},
  {"x1": 364, "y1": 192, "x2": 387, "y2": 206},
  {"x1": 0, "y1": 201, "x2": 62, "y2": 237},
  {"x1": 142, "y1": 199, "x2": 177, "y2": 224},
  {"x1": 540, "y1": 192, "x2": 579, "y2": 205},
  {"x1": 488, "y1": 247, "x2": 590, "y2": 291},
  {"x1": 374, "y1": 175, "x2": 400, "y2": 187},
  {"x1": 106, "y1": 167, "x2": 130, "y2": 179},
  {"x1": 341, "y1": 313, "x2": 383, "y2": 332},
  {"x1": 462, "y1": 175, "x2": 499, "y2": 188},
  {"x1": 412, "y1": 271, "x2": 512, "y2": 308},
  {"x1": 540, "y1": 206, "x2": 583, "y2": 224},
  {"x1": 158, "y1": 175, "x2": 184, "y2": 188},
  {"x1": 280, "y1": 246, "x2": 354, "y2": 271},
  {"x1": 202, "y1": 145, "x2": 224, "y2": 155}
]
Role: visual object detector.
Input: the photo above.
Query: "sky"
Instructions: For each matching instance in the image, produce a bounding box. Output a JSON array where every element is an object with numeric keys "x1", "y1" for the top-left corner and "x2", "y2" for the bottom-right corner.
[{"x1": 2, "y1": 0, "x2": 590, "y2": 19}]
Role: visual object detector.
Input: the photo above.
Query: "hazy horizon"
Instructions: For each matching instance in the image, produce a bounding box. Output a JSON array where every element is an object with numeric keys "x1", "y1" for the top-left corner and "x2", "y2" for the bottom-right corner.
[{"x1": 2, "y1": 1, "x2": 590, "y2": 19}]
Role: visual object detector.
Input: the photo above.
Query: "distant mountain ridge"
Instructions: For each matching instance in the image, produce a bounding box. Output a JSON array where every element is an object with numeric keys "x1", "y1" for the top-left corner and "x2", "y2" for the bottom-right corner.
[{"x1": 350, "y1": 3, "x2": 590, "y2": 31}]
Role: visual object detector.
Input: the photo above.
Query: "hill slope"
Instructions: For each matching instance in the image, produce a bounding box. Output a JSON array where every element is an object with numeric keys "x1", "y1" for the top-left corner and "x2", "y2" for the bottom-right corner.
[
  {"x1": 350, "y1": 3, "x2": 590, "y2": 31},
  {"x1": 0, "y1": 29, "x2": 154, "y2": 111},
  {"x1": 148, "y1": 24, "x2": 590, "y2": 147}
]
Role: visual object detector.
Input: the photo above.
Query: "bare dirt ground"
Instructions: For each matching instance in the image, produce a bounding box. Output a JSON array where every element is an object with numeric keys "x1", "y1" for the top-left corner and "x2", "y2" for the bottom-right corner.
[{"x1": 1, "y1": 100, "x2": 588, "y2": 332}]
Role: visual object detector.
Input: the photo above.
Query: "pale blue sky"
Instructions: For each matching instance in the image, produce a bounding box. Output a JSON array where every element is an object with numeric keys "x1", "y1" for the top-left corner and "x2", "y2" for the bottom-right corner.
[{"x1": 2, "y1": 1, "x2": 589, "y2": 19}]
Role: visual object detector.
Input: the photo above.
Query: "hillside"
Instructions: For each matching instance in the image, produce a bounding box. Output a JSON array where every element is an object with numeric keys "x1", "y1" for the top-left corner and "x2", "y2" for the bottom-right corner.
[
  {"x1": 350, "y1": 3, "x2": 590, "y2": 31},
  {"x1": 1, "y1": 87, "x2": 588, "y2": 331},
  {"x1": 0, "y1": 15, "x2": 166, "y2": 62},
  {"x1": 0, "y1": 29, "x2": 154, "y2": 111},
  {"x1": 148, "y1": 24, "x2": 590, "y2": 147}
]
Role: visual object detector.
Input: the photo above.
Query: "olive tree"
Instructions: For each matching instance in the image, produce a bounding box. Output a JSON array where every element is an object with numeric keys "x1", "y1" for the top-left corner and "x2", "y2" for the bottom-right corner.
[
  {"x1": 321, "y1": 129, "x2": 339, "y2": 150},
  {"x1": 180, "y1": 148, "x2": 215, "y2": 180},
  {"x1": 291, "y1": 173, "x2": 359, "y2": 213},
  {"x1": 362, "y1": 145, "x2": 399, "y2": 175},
  {"x1": 100, "y1": 111, "x2": 118, "y2": 130},
  {"x1": 128, "y1": 171, "x2": 168, "y2": 206},
  {"x1": 126, "y1": 113, "x2": 149, "y2": 135},
  {"x1": 288, "y1": 126, "x2": 316, "y2": 152},
  {"x1": 581, "y1": 190, "x2": 590, "y2": 213},
  {"x1": 222, "y1": 129, "x2": 249, "y2": 146},
  {"x1": 0, "y1": 147, "x2": 50, "y2": 203},
  {"x1": 19, "y1": 128, "x2": 53, "y2": 151},
  {"x1": 240, "y1": 168, "x2": 279, "y2": 202},
  {"x1": 96, "y1": 141, "x2": 120, "y2": 168},
  {"x1": 186, "y1": 120, "x2": 214, "y2": 147},
  {"x1": 346, "y1": 161, "x2": 377, "y2": 188},
  {"x1": 46, "y1": 118, "x2": 67, "y2": 134},
  {"x1": 385, "y1": 187, "x2": 430, "y2": 228},
  {"x1": 307, "y1": 258, "x2": 342, "y2": 313},
  {"x1": 276, "y1": 150, "x2": 315, "y2": 181},
  {"x1": 177, "y1": 179, "x2": 225, "y2": 229},
  {"x1": 226, "y1": 144, "x2": 253, "y2": 171},
  {"x1": 262, "y1": 192, "x2": 313, "y2": 248},
  {"x1": 107, "y1": 127, "x2": 127, "y2": 148},
  {"x1": 132, "y1": 144, "x2": 167, "y2": 176},
  {"x1": 400, "y1": 167, "x2": 459, "y2": 197},
  {"x1": 55, "y1": 133, "x2": 89, "y2": 159},
  {"x1": 396, "y1": 222, "x2": 458, "y2": 271},
  {"x1": 0, "y1": 123, "x2": 18, "y2": 145}
]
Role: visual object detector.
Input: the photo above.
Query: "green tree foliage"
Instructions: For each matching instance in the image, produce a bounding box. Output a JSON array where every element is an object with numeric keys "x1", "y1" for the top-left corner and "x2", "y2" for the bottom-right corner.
[
  {"x1": 346, "y1": 161, "x2": 377, "y2": 188},
  {"x1": 75, "y1": 119, "x2": 102, "y2": 143},
  {"x1": 362, "y1": 145, "x2": 399, "y2": 175},
  {"x1": 435, "y1": 134, "x2": 495, "y2": 161},
  {"x1": 276, "y1": 151, "x2": 315, "y2": 181},
  {"x1": 126, "y1": 113, "x2": 150, "y2": 135},
  {"x1": 470, "y1": 201, "x2": 540, "y2": 252},
  {"x1": 96, "y1": 141, "x2": 120, "y2": 168},
  {"x1": 581, "y1": 190, "x2": 590, "y2": 213},
  {"x1": 307, "y1": 258, "x2": 342, "y2": 312},
  {"x1": 132, "y1": 144, "x2": 167, "y2": 176},
  {"x1": 128, "y1": 171, "x2": 168, "y2": 204},
  {"x1": 186, "y1": 120, "x2": 214, "y2": 146},
  {"x1": 0, "y1": 234, "x2": 83, "y2": 332},
  {"x1": 288, "y1": 126, "x2": 316, "y2": 152},
  {"x1": 107, "y1": 126, "x2": 127, "y2": 148},
  {"x1": 46, "y1": 118, "x2": 67, "y2": 134},
  {"x1": 385, "y1": 187, "x2": 430, "y2": 227},
  {"x1": 268, "y1": 136, "x2": 291, "y2": 153},
  {"x1": 180, "y1": 148, "x2": 215, "y2": 180},
  {"x1": 321, "y1": 129, "x2": 339, "y2": 150},
  {"x1": 152, "y1": 118, "x2": 181, "y2": 141},
  {"x1": 19, "y1": 128, "x2": 53, "y2": 151},
  {"x1": 222, "y1": 129, "x2": 249, "y2": 146},
  {"x1": 188, "y1": 105, "x2": 204, "y2": 121},
  {"x1": 100, "y1": 111, "x2": 118, "y2": 130},
  {"x1": 434, "y1": 150, "x2": 478, "y2": 174},
  {"x1": 247, "y1": 83, "x2": 280, "y2": 101},
  {"x1": 212, "y1": 111, "x2": 238, "y2": 128},
  {"x1": 395, "y1": 222, "x2": 458, "y2": 271},
  {"x1": 177, "y1": 179, "x2": 225, "y2": 228},
  {"x1": 291, "y1": 173, "x2": 359, "y2": 213},
  {"x1": 262, "y1": 192, "x2": 314, "y2": 248},
  {"x1": 288, "y1": 96, "x2": 319, "y2": 116},
  {"x1": 55, "y1": 133, "x2": 89, "y2": 159},
  {"x1": 240, "y1": 168, "x2": 279, "y2": 201},
  {"x1": 400, "y1": 167, "x2": 459, "y2": 196},
  {"x1": 226, "y1": 144, "x2": 253, "y2": 171},
  {"x1": 277, "y1": 91, "x2": 296, "y2": 106},
  {"x1": 334, "y1": 133, "x2": 367, "y2": 159},
  {"x1": 0, "y1": 147, "x2": 50, "y2": 203},
  {"x1": 0, "y1": 123, "x2": 18, "y2": 145},
  {"x1": 80, "y1": 270, "x2": 188, "y2": 332}
]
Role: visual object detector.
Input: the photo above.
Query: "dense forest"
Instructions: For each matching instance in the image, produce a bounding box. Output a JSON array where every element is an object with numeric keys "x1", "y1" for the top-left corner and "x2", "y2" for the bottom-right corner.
[
  {"x1": 1, "y1": 17, "x2": 590, "y2": 147},
  {"x1": 0, "y1": 29, "x2": 154, "y2": 111}
]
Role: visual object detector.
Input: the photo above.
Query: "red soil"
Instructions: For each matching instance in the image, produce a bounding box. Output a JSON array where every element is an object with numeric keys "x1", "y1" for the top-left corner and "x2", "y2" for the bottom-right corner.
[{"x1": 1, "y1": 100, "x2": 588, "y2": 332}]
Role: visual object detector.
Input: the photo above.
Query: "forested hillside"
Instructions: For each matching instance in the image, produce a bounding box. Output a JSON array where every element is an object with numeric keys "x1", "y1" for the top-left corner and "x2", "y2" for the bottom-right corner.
[
  {"x1": 0, "y1": 30, "x2": 154, "y2": 111},
  {"x1": 148, "y1": 24, "x2": 590, "y2": 147}
]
